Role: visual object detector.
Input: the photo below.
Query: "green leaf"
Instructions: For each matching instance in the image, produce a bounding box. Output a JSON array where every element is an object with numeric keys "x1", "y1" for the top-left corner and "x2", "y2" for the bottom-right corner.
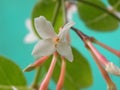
[
  {"x1": 31, "y1": 0, "x2": 63, "y2": 38},
  {"x1": 43, "y1": 47, "x2": 93, "y2": 90},
  {"x1": 108, "y1": 0, "x2": 120, "y2": 11},
  {"x1": 0, "y1": 56, "x2": 30, "y2": 90},
  {"x1": 77, "y1": 0, "x2": 119, "y2": 32}
]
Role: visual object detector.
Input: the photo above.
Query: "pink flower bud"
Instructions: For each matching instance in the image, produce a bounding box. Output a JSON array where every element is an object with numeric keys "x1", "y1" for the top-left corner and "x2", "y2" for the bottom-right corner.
[
  {"x1": 86, "y1": 40, "x2": 108, "y2": 66},
  {"x1": 33, "y1": 56, "x2": 49, "y2": 67},
  {"x1": 39, "y1": 53, "x2": 57, "y2": 90},
  {"x1": 56, "y1": 57, "x2": 66, "y2": 90},
  {"x1": 90, "y1": 49, "x2": 117, "y2": 90}
]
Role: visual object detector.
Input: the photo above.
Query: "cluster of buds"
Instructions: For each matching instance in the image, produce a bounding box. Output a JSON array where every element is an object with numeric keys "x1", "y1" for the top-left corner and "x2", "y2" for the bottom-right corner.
[{"x1": 72, "y1": 27, "x2": 120, "y2": 90}]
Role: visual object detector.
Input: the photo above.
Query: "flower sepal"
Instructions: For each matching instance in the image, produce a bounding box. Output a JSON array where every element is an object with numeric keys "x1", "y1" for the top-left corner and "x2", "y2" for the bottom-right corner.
[{"x1": 23, "y1": 64, "x2": 36, "y2": 72}]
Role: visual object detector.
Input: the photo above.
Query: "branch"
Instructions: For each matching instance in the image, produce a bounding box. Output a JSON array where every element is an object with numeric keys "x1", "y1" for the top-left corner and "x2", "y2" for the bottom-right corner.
[
  {"x1": 31, "y1": 67, "x2": 41, "y2": 90},
  {"x1": 71, "y1": 27, "x2": 90, "y2": 41}
]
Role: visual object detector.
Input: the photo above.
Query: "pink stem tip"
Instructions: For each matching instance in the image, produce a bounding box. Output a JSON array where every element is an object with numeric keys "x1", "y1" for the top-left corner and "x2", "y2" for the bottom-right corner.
[
  {"x1": 33, "y1": 56, "x2": 49, "y2": 67},
  {"x1": 39, "y1": 53, "x2": 57, "y2": 90},
  {"x1": 87, "y1": 41, "x2": 108, "y2": 66},
  {"x1": 56, "y1": 57, "x2": 66, "y2": 90}
]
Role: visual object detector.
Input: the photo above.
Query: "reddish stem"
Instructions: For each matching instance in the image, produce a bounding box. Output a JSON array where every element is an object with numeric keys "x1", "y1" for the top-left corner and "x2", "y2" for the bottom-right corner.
[
  {"x1": 87, "y1": 41, "x2": 108, "y2": 66},
  {"x1": 56, "y1": 57, "x2": 66, "y2": 90},
  {"x1": 39, "y1": 53, "x2": 57, "y2": 90},
  {"x1": 33, "y1": 56, "x2": 49, "y2": 67}
]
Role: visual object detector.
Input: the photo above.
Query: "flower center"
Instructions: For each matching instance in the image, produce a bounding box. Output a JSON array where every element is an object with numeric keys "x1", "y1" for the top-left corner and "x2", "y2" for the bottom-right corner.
[{"x1": 53, "y1": 37, "x2": 59, "y2": 47}]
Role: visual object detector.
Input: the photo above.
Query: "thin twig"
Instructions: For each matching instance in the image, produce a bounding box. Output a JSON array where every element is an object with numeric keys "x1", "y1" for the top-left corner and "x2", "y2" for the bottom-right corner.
[
  {"x1": 71, "y1": 27, "x2": 89, "y2": 40},
  {"x1": 31, "y1": 66, "x2": 41, "y2": 90},
  {"x1": 61, "y1": 0, "x2": 68, "y2": 24},
  {"x1": 52, "y1": 0, "x2": 61, "y2": 26}
]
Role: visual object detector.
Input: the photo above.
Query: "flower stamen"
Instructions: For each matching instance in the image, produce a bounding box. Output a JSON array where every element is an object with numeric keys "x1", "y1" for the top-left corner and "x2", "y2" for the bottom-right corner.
[{"x1": 53, "y1": 37, "x2": 60, "y2": 47}]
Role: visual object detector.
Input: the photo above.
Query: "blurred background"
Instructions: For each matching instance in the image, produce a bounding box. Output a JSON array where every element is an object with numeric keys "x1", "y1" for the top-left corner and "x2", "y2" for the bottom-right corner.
[{"x1": 0, "y1": 0, "x2": 120, "y2": 90}]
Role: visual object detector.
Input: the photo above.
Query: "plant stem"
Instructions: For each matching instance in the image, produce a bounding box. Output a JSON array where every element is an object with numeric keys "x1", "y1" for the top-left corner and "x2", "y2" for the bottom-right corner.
[
  {"x1": 90, "y1": 50, "x2": 117, "y2": 90},
  {"x1": 31, "y1": 66, "x2": 41, "y2": 90},
  {"x1": 52, "y1": 0, "x2": 61, "y2": 26},
  {"x1": 78, "y1": 0, "x2": 120, "y2": 21},
  {"x1": 61, "y1": 0, "x2": 68, "y2": 23},
  {"x1": 71, "y1": 27, "x2": 89, "y2": 41}
]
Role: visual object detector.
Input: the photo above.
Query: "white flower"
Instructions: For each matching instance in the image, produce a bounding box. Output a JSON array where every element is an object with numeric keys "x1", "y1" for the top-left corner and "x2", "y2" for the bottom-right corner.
[
  {"x1": 32, "y1": 16, "x2": 74, "y2": 62},
  {"x1": 105, "y1": 62, "x2": 120, "y2": 76},
  {"x1": 24, "y1": 19, "x2": 38, "y2": 43}
]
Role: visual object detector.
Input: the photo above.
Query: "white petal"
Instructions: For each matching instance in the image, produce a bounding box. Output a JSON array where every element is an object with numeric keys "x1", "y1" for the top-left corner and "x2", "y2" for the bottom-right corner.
[
  {"x1": 34, "y1": 16, "x2": 57, "y2": 39},
  {"x1": 56, "y1": 42, "x2": 73, "y2": 62},
  {"x1": 32, "y1": 39, "x2": 55, "y2": 58},
  {"x1": 24, "y1": 19, "x2": 38, "y2": 43},
  {"x1": 58, "y1": 21, "x2": 75, "y2": 41},
  {"x1": 105, "y1": 62, "x2": 120, "y2": 76},
  {"x1": 25, "y1": 18, "x2": 33, "y2": 32},
  {"x1": 24, "y1": 33, "x2": 38, "y2": 43},
  {"x1": 67, "y1": 4, "x2": 77, "y2": 20}
]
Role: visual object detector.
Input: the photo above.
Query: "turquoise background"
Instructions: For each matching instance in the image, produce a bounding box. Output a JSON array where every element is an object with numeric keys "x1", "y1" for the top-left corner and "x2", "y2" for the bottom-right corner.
[{"x1": 0, "y1": 0, "x2": 120, "y2": 90}]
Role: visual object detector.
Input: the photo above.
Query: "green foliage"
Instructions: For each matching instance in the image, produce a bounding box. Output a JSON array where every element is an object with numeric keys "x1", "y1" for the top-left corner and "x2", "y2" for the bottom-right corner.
[
  {"x1": 108, "y1": 0, "x2": 120, "y2": 11},
  {"x1": 31, "y1": 0, "x2": 63, "y2": 38},
  {"x1": 0, "y1": 56, "x2": 31, "y2": 90},
  {"x1": 31, "y1": 0, "x2": 120, "y2": 33},
  {"x1": 42, "y1": 47, "x2": 93, "y2": 90},
  {"x1": 77, "y1": 0, "x2": 119, "y2": 32}
]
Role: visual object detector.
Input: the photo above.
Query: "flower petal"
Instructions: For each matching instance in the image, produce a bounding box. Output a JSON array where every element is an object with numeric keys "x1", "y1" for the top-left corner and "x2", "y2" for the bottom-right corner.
[
  {"x1": 25, "y1": 18, "x2": 33, "y2": 32},
  {"x1": 67, "y1": 3, "x2": 77, "y2": 20},
  {"x1": 32, "y1": 39, "x2": 55, "y2": 58},
  {"x1": 56, "y1": 42, "x2": 73, "y2": 62},
  {"x1": 24, "y1": 33, "x2": 38, "y2": 43},
  {"x1": 24, "y1": 19, "x2": 38, "y2": 43},
  {"x1": 58, "y1": 21, "x2": 74, "y2": 41},
  {"x1": 34, "y1": 16, "x2": 57, "y2": 39}
]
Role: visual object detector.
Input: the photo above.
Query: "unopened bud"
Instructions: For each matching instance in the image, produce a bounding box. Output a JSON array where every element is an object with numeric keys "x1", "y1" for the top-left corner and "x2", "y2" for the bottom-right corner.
[{"x1": 23, "y1": 64, "x2": 35, "y2": 72}]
